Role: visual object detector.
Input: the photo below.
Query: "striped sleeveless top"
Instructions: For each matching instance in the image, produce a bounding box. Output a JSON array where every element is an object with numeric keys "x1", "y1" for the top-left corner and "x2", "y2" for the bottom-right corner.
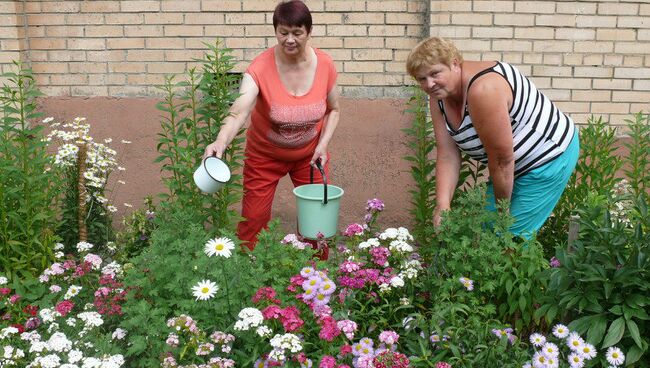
[{"x1": 438, "y1": 61, "x2": 576, "y2": 177}]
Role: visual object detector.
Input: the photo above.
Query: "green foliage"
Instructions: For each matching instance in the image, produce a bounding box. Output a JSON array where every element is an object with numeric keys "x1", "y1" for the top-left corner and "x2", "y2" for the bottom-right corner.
[
  {"x1": 538, "y1": 192, "x2": 650, "y2": 366},
  {"x1": 155, "y1": 40, "x2": 244, "y2": 231},
  {"x1": 407, "y1": 278, "x2": 530, "y2": 367},
  {"x1": 622, "y1": 112, "x2": 650, "y2": 201},
  {"x1": 423, "y1": 187, "x2": 547, "y2": 335},
  {"x1": 403, "y1": 86, "x2": 436, "y2": 244},
  {"x1": 119, "y1": 202, "x2": 316, "y2": 367},
  {"x1": 113, "y1": 196, "x2": 157, "y2": 262},
  {"x1": 0, "y1": 61, "x2": 59, "y2": 280},
  {"x1": 539, "y1": 115, "x2": 622, "y2": 255}
]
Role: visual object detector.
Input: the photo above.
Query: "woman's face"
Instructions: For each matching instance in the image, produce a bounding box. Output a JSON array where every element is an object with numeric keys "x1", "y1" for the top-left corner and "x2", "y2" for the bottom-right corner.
[
  {"x1": 414, "y1": 61, "x2": 460, "y2": 99},
  {"x1": 275, "y1": 24, "x2": 311, "y2": 56}
]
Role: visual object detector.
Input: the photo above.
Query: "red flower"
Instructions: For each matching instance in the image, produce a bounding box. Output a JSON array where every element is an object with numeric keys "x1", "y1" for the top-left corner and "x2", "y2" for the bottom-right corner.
[{"x1": 22, "y1": 305, "x2": 39, "y2": 317}]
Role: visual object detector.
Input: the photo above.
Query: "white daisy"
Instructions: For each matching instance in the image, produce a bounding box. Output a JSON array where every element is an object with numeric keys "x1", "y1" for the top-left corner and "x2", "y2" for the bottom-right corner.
[
  {"x1": 529, "y1": 333, "x2": 546, "y2": 347},
  {"x1": 204, "y1": 237, "x2": 235, "y2": 258},
  {"x1": 568, "y1": 352, "x2": 583, "y2": 367},
  {"x1": 192, "y1": 280, "x2": 218, "y2": 301},
  {"x1": 606, "y1": 346, "x2": 625, "y2": 366},
  {"x1": 578, "y1": 342, "x2": 597, "y2": 360},
  {"x1": 541, "y1": 342, "x2": 559, "y2": 358},
  {"x1": 552, "y1": 324, "x2": 569, "y2": 339},
  {"x1": 566, "y1": 332, "x2": 584, "y2": 351}
]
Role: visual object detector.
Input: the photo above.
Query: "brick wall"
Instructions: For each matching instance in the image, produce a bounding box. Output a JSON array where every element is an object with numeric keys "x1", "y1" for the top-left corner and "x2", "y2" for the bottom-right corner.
[
  {"x1": 0, "y1": 1, "x2": 25, "y2": 74},
  {"x1": 430, "y1": 0, "x2": 650, "y2": 126},
  {"x1": 1, "y1": 0, "x2": 649, "y2": 127}
]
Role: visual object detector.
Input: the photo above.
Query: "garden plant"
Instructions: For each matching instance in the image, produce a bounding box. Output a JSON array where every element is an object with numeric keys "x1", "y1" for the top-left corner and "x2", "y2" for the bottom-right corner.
[{"x1": 2, "y1": 41, "x2": 649, "y2": 368}]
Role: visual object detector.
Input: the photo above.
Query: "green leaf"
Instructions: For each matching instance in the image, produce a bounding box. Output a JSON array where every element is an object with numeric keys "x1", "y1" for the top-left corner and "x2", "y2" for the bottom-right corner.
[
  {"x1": 625, "y1": 319, "x2": 643, "y2": 349},
  {"x1": 625, "y1": 345, "x2": 643, "y2": 365},
  {"x1": 602, "y1": 317, "x2": 625, "y2": 348},
  {"x1": 586, "y1": 315, "x2": 608, "y2": 346}
]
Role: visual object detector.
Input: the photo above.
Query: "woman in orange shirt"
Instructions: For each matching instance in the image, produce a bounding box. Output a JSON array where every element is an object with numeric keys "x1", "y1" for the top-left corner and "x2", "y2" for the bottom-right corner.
[{"x1": 204, "y1": 0, "x2": 340, "y2": 250}]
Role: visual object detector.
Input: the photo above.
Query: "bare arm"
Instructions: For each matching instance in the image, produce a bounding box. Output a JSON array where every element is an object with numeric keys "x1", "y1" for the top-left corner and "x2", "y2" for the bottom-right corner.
[
  {"x1": 466, "y1": 74, "x2": 514, "y2": 206},
  {"x1": 431, "y1": 99, "x2": 461, "y2": 226},
  {"x1": 310, "y1": 84, "x2": 341, "y2": 166},
  {"x1": 204, "y1": 73, "x2": 259, "y2": 159}
]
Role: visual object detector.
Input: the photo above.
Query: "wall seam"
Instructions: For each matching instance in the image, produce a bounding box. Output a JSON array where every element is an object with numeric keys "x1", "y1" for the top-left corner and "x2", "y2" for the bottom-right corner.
[{"x1": 20, "y1": 0, "x2": 31, "y2": 67}]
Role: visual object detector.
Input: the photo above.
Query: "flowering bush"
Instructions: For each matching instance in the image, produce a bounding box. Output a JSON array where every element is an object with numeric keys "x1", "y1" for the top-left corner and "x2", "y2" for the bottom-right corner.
[
  {"x1": 523, "y1": 324, "x2": 626, "y2": 368},
  {"x1": 47, "y1": 116, "x2": 130, "y2": 252},
  {"x1": 0, "y1": 241, "x2": 127, "y2": 366}
]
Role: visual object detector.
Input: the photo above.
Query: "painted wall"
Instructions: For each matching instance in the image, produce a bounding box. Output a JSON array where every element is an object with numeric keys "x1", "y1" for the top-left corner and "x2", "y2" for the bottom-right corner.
[{"x1": 38, "y1": 96, "x2": 416, "y2": 231}]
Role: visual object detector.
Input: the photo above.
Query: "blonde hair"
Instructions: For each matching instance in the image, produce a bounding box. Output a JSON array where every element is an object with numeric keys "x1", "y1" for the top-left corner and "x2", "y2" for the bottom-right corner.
[{"x1": 406, "y1": 37, "x2": 464, "y2": 78}]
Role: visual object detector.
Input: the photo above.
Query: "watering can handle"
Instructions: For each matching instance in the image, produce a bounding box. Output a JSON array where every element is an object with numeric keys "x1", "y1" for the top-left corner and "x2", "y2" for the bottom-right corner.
[{"x1": 309, "y1": 159, "x2": 328, "y2": 205}]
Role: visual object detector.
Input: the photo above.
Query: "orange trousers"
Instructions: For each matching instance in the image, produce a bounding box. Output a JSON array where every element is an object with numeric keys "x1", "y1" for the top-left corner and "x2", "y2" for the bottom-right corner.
[{"x1": 237, "y1": 147, "x2": 329, "y2": 251}]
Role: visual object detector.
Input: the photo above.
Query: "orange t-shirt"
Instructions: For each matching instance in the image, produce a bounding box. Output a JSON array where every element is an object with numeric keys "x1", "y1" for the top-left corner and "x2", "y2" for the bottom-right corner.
[{"x1": 245, "y1": 46, "x2": 337, "y2": 162}]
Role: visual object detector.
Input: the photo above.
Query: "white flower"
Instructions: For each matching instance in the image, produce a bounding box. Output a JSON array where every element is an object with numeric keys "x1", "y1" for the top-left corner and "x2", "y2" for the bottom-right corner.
[
  {"x1": 68, "y1": 349, "x2": 83, "y2": 363},
  {"x1": 270, "y1": 333, "x2": 303, "y2": 353},
  {"x1": 76, "y1": 241, "x2": 94, "y2": 252},
  {"x1": 192, "y1": 279, "x2": 218, "y2": 301},
  {"x1": 566, "y1": 332, "x2": 584, "y2": 351},
  {"x1": 541, "y1": 342, "x2": 559, "y2": 358},
  {"x1": 42, "y1": 117, "x2": 54, "y2": 123},
  {"x1": 552, "y1": 324, "x2": 569, "y2": 339},
  {"x1": 0, "y1": 276, "x2": 7, "y2": 285},
  {"x1": 78, "y1": 311, "x2": 103, "y2": 328},
  {"x1": 577, "y1": 342, "x2": 597, "y2": 360},
  {"x1": 204, "y1": 237, "x2": 236, "y2": 258},
  {"x1": 54, "y1": 242, "x2": 65, "y2": 250},
  {"x1": 124, "y1": 203, "x2": 132, "y2": 208},
  {"x1": 47, "y1": 332, "x2": 72, "y2": 352},
  {"x1": 256, "y1": 325, "x2": 272, "y2": 338},
  {"x1": 399, "y1": 297, "x2": 410, "y2": 305},
  {"x1": 606, "y1": 346, "x2": 625, "y2": 366},
  {"x1": 64, "y1": 285, "x2": 82, "y2": 300},
  {"x1": 234, "y1": 307, "x2": 264, "y2": 331},
  {"x1": 568, "y1": 352, "x2": 584, "y2": 367},
  {"x1": 529, "y1": 333, "x2": 546, "y2": 347},
  {"x1": 107, "y1": 205, "x2": 117, "y2": 212},
  {"x1": 389, "y1": 276, "x2": 405, "y2": 288},
  {"x1": 112, "y1": 328, "x2": 127, "y2": 340}
]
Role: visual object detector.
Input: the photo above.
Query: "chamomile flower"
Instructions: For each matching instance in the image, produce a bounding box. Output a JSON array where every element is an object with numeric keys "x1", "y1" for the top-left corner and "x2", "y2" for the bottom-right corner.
[
  {"x1": 578, "y1": 342, "x2": 597, "y2": 360},
  {"x1": 568, "y1": 352, "x2": 584, "y2": 367},
  {"x1": 552, "y1": 324, "x2": 569, "y2": 339},
  {"x1": 204, "y1": 237, "x2": 235, "y2": 258},
  {"x1": 541, "y1": 342, "x2": 559, "y2": 358},
  {"x1": 529, "y1": 333, "x2": 546, "y2": 347},
  {"x1": 566, "y1": 332, "x2": 584, "y2": 351},
  {"x1": 459, "y1": 277, "x2": 474, "y2": 291},
  {"x1": 192, "y1": 279, "x2": 218, "y2": 301},
  {"x1": 606, "y1": 346, "x2": 625, "y2": 366}
]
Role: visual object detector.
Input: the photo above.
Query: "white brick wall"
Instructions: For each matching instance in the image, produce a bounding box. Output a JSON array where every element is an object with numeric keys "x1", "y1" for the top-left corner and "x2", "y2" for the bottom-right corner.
[{"x1": 1, "y1": 0, "x2": 648, "y2": 126}]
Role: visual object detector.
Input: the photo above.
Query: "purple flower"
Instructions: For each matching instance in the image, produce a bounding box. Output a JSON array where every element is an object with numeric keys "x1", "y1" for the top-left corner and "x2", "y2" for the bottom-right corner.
[
  {"x1": 366, "y1": 198, "x2": 385, "y2": 213},
  {"x1": 549, "y1": 257, "x2": 561, "y2": 268},
  {"x1": 25, "y1": 317, "x2": 41, "y2": 330}
]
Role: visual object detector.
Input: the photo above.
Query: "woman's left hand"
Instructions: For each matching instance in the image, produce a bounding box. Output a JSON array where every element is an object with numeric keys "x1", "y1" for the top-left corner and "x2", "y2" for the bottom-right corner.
[{"x1": 310, "y1": 143, "x2": 328, "y2": 167}]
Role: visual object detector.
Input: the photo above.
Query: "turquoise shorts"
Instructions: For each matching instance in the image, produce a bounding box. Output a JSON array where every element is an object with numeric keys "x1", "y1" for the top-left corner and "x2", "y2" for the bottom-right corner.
[{"x1": 486, "y1": 131, "x2": 580, "y2": 238}]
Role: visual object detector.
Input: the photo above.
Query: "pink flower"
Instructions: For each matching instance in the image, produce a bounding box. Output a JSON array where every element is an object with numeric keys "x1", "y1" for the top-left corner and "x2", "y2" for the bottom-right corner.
[
  {"x1": 339, "y1": 344, "x2": 352, "y2": 356},
  {"x1": 378, "y1": 330, "x2": 399, "y2": 345},
  {"x1": 343, "y1": 223, "x2": 364, "y2": 237},
  {"x1": 253, "y1": 287, "x2": 280, "y2": 304},
  {"x1": 436, "y1": 363, "x2": 452, "y2": 368},
  {"x1": 9, "y1": 294, "x2": 21, "y2": 304},
  {"x1": 0, "y1": 288, "x2": 11, "y2": 296},
  {"x1": 262, "y1": 305, "x2": 282, "y2": 320},
  {"x1": 366, "y1": 198, "x2": 385, "y2": 213},
  {"x1": 549, "y1": 257, "x2": 561, "y2": 268},
  {"x1": 318, "y1": 316, "x2": 341, "y2": 341},
  {"x1": 319, "y1": 356, "x2": 336, "y2": 368},
  {"x1": 55, "y1": 300, "x2": 75, "y2": 316}
]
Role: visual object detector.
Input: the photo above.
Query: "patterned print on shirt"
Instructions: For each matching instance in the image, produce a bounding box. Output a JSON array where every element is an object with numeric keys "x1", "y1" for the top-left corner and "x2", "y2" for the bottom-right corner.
[{"x1": 267, "y1": 100, "x2": 327, "y2": 148}]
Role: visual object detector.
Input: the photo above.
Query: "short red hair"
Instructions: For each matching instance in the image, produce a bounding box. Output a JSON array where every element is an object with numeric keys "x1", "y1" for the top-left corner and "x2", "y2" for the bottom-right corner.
[{"x1": 273, "y1": 0, "x2": 312, "y2": 33}]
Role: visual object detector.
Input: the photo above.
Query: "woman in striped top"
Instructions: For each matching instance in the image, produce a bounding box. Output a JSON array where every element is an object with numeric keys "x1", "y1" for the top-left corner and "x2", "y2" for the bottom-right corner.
[{"x1": 406, "y1": 37, "x2": 579, "y2": 238}]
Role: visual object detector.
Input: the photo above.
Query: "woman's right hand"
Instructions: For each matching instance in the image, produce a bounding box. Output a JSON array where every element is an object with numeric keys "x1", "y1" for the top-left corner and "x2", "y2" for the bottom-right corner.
[
  {"x1": 204, "y1": 141, "x2": 227, "y2": 159},
  {"x1": 433, "y1": 207, "x2": 448, "y2": 229}
]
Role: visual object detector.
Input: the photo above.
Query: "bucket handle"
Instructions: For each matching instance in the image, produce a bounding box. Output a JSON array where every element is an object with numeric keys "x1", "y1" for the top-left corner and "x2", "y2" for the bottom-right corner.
[{"x1": 309, "y1": 159, "x2": 328, "y2": 205}]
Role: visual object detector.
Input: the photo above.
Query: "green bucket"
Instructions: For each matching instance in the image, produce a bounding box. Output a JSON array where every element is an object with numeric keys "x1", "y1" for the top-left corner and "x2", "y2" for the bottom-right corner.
[{"x1": 293, "y1": 161, "x2": 344, "y2": 239}]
